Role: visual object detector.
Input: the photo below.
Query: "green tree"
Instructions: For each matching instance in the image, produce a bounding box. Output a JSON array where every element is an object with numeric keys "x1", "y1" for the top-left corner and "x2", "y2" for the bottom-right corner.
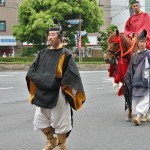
[
  {"x1": 13, "y1": 0, "x2": 103, "y2": 49},
  {"x1": 129, "y1": 0, "x2": 135, "y2": 16},
  {"x1": 16, "y1": 47, "x2": 38, "y2": 57},
  {"x1": 98, "y1": 24, "x2": 118, "y2": 53}
]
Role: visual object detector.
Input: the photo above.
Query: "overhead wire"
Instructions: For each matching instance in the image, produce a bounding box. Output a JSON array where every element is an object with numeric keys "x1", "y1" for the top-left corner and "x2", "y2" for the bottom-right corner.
[
  {"x1": 2, "y1": 1, "x2": 150, "y2": 12},
  {"x1": 110, "y1": 0, "x2": 128, "y2": 18},
  {"x1": 102, "y1": 6, "x2": 150, "y2": 11}
]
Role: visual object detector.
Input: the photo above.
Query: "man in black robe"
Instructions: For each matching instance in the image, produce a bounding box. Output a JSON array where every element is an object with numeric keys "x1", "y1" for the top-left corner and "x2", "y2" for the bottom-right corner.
[
  {"x1": 124, "y1": 29, "x2": 150, "y2": 126},
  {"x1": 26, "y1": 22, "x2": 86, "y2": 150}
]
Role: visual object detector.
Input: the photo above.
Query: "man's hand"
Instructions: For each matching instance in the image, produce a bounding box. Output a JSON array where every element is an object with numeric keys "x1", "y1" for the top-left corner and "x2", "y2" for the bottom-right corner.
[
  {"x1": 129, "y1": 32, "x2": 137, "y2": 40},
  {"x1": 129, "y1": 33, "x2": 134, "y2": 38}
]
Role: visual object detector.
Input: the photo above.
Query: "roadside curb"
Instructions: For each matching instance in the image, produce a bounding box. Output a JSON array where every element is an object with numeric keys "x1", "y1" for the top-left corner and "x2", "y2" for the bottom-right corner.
[
  {"x1": 0, "y1": 64, "x2": 109, "y2": 71},
  {"x1": 77, "y1": 64, "x2": 109, "y2": 71}
]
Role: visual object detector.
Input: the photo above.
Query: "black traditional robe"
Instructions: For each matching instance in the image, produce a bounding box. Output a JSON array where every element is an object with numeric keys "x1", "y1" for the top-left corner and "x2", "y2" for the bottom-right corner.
[
  {"x1": 124, "y1": 50, "x2": 150, "y2": 109},
  {"x1": 26, "y1": 46, "x2": 86, "y2": 110}
]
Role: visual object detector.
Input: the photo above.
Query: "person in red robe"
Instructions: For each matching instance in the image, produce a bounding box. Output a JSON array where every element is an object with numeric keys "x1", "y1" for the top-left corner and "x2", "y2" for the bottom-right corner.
[{"x1": 124, "y1": 1, "x2": 150, "y2": 49}]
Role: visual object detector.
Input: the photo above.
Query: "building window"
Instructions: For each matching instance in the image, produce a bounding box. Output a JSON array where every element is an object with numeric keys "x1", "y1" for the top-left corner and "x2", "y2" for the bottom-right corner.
[
  {"x1": 0, "y1": 21, "x2": 6, "y2": 31},
  {"x1": 0, "y1": 0, "x2": 5, "y2": 6}
]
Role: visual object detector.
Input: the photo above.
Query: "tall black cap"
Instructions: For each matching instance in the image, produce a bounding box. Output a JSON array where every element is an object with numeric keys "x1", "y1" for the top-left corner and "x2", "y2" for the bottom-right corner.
[
  {"x1": 138, "y1": 29, "x2": 147, "y2": 41},
  {"x1": 48, "y1": 18, "x2": 62, "y2": 31}
]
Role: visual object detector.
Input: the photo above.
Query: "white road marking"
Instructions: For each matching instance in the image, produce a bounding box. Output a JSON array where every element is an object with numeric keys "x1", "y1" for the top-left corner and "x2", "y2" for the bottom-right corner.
[
  {"x1": 0, "y1": 87, "x2": 14, "y2": 90},
  {"x1": 102, "y1": 78, "x2": 113, "y2": 81},
  {"x1": 102, "y1": 81, "x2": 112, "y2": 82},
  {"x1": 0, "y1": 75, "x2": 13, "y2": 77},
  {"x1": 96, "y1": 87, "x2": 113, "y2": 90}
]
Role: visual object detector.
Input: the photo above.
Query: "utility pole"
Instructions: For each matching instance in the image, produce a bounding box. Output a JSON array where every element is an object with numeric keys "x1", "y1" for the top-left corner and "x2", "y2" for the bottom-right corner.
[
  {"x1": 70, "y1": 0, "x2": 82, "y2": 62},
  {"x1": 78, "y1": 12, "x2": 82, "y2": 62},
  {"x1": 78, "y1": 0, "x2": 82, "y2": 62}
]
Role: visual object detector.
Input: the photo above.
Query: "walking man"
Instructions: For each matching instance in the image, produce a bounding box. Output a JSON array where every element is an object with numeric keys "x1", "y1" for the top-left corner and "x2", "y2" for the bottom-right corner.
[
  {"x1": 124, "y1": 29, "x2": 150, "y2": 126},
  {"x1": 26, "y1": 20, "x2": 86, "y2": 149}
]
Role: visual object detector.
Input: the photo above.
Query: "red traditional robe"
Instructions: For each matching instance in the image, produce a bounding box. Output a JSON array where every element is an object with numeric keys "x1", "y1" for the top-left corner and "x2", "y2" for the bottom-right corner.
[
  {"x1": 114, "y1": 58, "x2": 129, "y2": 96},
  {"x1": 108, "y1": 64, "x2": 116, "y2": 77},
  {"x1": 124, "y1": 12, "x2": 150, "y2": 49},
  {"x1": 108, "y1": 58, "x2": 129, "y2": 96}
]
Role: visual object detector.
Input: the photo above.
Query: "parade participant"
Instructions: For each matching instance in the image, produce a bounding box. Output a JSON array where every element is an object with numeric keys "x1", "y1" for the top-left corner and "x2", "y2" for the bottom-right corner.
[
  {"x1": 26, "y1": 19, "x2": 86, "y2": 150},
  {"x1": 124, "y1": 29, "x2": 150, "y2": 126},
  {"x1": 124, "y1": 1, "x2": 150, "y2": 49}
]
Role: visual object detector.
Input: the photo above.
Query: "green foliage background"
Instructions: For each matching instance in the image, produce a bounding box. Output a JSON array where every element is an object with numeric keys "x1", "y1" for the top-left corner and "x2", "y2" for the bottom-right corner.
[
  {"x1": 13, "y1": 0, "x2": 104, "y2": 49},
  {"x1": 0, "y1": 57, "x2": 104, "y2": 64},
  {"x1": 98, "y1": 24, "x2": 118, "y2": 53}
]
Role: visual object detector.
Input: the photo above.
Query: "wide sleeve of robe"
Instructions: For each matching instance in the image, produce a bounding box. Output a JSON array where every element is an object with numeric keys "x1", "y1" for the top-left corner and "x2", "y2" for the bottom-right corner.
[
  {"x1": 124, "y1": 18, "x2": 132, "y2": 36},
  {"x1": 61, "y1": 55, "x2": 86, "y2": 111},
  {"x1": 26, "y1": 53, "x2": 40, "y2": 103}
]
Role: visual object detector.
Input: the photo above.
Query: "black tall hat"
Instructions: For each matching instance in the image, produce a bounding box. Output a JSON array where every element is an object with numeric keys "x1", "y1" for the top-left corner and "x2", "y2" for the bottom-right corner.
[
  {"x1": 131, "y1": 1, "x2": 140, "y2": 5},
  {"x1": 138, "y1": 29, "x2": 147, "y2": 41},
  {"x1": 48, "y1": 18, "x2": 62, "y2": 32}
]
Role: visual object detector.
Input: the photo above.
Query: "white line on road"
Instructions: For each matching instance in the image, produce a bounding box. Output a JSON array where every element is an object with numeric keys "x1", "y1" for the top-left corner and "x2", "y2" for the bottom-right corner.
[
  {"x1": 0, "y1": 75, "x2": 13, "y2": 77},
  {"x1": 96, "y1": 87, "x2": 113, "y2": 90},
  {"x1": 102, "y1": 78, "x2": 113, "y2": 81},
  {"x1": 0, "y1": 87, "x2": 14, "y2": 90}
]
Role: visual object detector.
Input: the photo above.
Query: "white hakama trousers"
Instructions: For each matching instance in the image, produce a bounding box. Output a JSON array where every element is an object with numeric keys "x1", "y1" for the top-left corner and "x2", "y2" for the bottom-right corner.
[
  {"x1": 33, "y1": 89, "x2": 72, "y2": 134},
  {"x1": 132, "y1": 91, "x2": 149, "y2": 115}
]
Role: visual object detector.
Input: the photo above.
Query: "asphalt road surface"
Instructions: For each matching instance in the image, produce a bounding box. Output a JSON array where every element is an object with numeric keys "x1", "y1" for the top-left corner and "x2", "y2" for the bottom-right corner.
[{"x1": 0, "y1": 71, "x2": 150, "y2": 150}]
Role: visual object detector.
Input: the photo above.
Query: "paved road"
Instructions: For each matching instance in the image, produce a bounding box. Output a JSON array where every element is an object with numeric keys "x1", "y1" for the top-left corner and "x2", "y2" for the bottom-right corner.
[{"x1": 0, "y1": 71, "x2": 150, "y2": 150}]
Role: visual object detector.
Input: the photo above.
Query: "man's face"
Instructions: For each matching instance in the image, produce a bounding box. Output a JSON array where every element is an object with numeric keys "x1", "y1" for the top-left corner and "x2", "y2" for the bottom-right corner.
[
  {"x1": 138, "y1": 39, "x2": 146, "y2": 51},
  {"x1": 132, "y1": 3, "x2": 141, "y2": 14},
  {"x1": 47, "y1": 31, "x2": 60, "y2": 47}
]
